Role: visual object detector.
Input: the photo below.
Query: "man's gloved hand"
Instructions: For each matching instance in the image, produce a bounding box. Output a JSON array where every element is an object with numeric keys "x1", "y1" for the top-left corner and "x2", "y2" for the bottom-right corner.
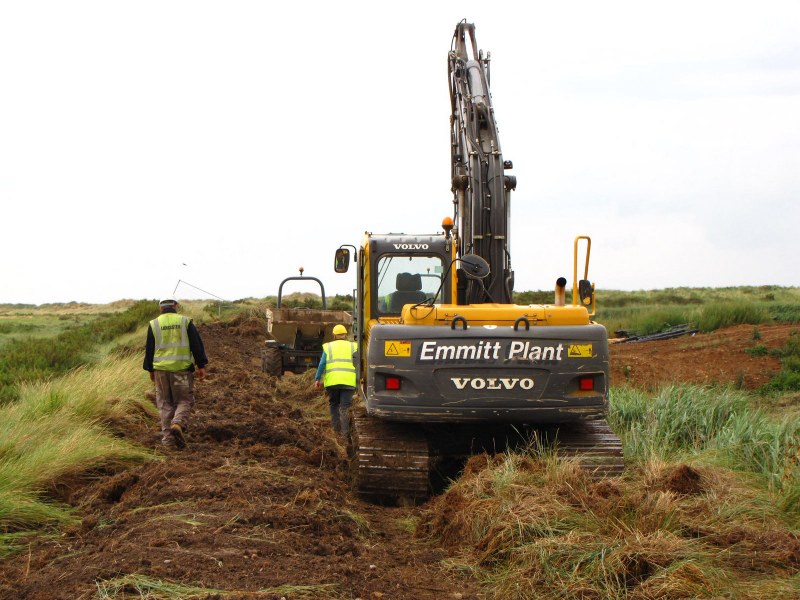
[
  {"x1": 149, "y1": 371, "x2": 155, "y2": 382},
  {"x1": 314, "y1": 380, "x2": 322, "y2": 390},
  {"x1": 196, "y1": 367, "x2": 206, "y2": 380}
]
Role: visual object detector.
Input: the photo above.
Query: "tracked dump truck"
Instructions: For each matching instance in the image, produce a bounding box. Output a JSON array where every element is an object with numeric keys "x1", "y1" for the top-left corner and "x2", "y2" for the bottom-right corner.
[
  {"x1": 333, "y1": 22, "x2": 623, "y2": 501},
  {"x1": 262, "y1": 269, "x2": 353, "y2": 377}
]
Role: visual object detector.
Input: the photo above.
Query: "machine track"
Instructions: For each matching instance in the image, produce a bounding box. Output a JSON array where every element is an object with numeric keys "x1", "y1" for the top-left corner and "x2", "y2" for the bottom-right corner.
[
  {"x1": 348, "y1": 407, "x2": 431, "y2": 501},
  {"x1": 548, "y1": 419, "x2": 625, "y2": 479},
  {"x1": 348, "y1": 409, "x2": 624, "y2": 501}
]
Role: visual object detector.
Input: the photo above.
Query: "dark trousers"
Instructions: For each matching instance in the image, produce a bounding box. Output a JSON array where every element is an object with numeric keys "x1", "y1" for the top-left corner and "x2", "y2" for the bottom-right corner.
[{"x1": 325, "y1": 385, "x2": 354, "y2": 438}]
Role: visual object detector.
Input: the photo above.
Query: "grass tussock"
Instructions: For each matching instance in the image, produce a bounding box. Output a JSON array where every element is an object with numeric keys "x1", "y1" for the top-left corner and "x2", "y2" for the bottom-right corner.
[
  {"x1": 420, "y1": 454, "x2": 800, "y2": 599},
  {"x1": 0, "y1": 355, "x2": 156, "y2": 555}
]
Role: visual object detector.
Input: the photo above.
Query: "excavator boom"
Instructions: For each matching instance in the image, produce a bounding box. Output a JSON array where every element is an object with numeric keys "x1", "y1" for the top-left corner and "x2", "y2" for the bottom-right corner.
[{"x1": 449, "y1": 21, "x2": 516, "y2": 304}]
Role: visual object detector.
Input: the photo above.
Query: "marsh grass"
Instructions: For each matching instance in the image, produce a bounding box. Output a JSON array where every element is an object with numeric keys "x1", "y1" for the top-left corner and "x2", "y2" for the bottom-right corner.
[
  {"x1": 0, "y1": 300, "x2": 159, "y2": 403},
  {"x1": 421, "y1": 452, "x2": 799, "y2": 599},
  {"x1": 590, "y1": 286, "x2": 799, "y2": 336},
  {"x1": 0, "y1": 355, "x2": 156, "y2": 553},
  {"x1": 0, "y1": 315, "x2": 92, "y2": 349},
  {"x1": 610, "y1": 385, "x2": 799, "y2": 508}
]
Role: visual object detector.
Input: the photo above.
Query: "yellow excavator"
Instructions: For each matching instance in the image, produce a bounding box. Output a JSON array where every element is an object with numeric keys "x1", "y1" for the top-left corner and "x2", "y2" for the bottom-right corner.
[{"x1": 333, "y1": 21, "x2": 623, "y2": 501}]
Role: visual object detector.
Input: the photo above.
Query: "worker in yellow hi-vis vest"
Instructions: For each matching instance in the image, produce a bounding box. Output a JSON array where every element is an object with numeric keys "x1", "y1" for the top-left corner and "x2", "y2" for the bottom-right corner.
[
  {"x1": 143, "y1": 297, "x2": 209, "y2": 450},
  {"x1": 313, "y1": 324, "x2": 357, "y2": 438}
]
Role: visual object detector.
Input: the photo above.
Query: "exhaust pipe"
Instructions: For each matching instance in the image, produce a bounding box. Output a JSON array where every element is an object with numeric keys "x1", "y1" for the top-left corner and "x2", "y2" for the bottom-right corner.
[{"x1": 555, "y1": 277, "x2": 567, "y2": 307}]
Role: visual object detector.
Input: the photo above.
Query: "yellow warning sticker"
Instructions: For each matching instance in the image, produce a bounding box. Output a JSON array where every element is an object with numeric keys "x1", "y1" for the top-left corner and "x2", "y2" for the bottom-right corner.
[
  {"x1": 385, "y1": 341, "x2": 412, "y2": 357},
  {"x1": 568, "y1": 344, "x2": 593, "y2": 358}
]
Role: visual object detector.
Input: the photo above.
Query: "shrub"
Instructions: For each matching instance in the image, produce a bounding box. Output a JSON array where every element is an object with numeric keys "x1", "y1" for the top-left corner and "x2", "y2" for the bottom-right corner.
[{"x1": 762, "y1": 332, "x2": 800, "y2": 393}]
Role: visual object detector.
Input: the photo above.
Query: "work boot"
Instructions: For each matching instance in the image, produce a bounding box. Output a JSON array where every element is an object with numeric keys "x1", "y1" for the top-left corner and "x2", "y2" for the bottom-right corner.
[{"x1": 170, "y1": 423, "x2": 186, "y2": 449}]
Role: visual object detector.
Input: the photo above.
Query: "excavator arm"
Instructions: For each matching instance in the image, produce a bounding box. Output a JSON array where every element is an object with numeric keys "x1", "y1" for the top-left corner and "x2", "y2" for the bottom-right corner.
[{"x1": 449, "y1": 21, "x2": 517, "y2": 304}]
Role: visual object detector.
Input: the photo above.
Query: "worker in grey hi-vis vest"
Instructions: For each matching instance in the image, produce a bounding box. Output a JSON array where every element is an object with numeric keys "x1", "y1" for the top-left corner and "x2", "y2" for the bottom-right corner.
[
  {"x1": 143, "y1": 297, "x2": 209, "y2": 449},
  {"x1": 313, "y1": 324, "x2": 357, "y2": 438}
]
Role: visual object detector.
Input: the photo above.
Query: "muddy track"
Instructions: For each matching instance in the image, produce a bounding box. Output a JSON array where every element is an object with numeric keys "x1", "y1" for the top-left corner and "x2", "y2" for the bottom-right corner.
[{"x1": 0, "y1": 322, "x2": 481, "y2": 600}]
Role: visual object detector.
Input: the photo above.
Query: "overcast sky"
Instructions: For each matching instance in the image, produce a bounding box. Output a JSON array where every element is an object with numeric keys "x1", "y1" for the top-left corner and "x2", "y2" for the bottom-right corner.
[{"x1": 1, "y1": 1, "x2": 798, "y2": 305}]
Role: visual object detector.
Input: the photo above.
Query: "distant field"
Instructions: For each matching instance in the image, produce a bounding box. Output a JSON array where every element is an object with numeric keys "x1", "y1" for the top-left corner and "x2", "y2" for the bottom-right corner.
[
  {"x1": 0, "y1": 314, "x2": 92, "y2": 350},
  {"x1": 5, "y1": 287, "x2": 798, "y2": 347},
  {"x1": 0, "y1": 301, "x2": 137, "y2": 349},
  {"x1": 0, "y1": 300, "x2": 159, "y2": 403},
  {"x1": 593, "y1": 286, "x2": 800, "y2": 335}
]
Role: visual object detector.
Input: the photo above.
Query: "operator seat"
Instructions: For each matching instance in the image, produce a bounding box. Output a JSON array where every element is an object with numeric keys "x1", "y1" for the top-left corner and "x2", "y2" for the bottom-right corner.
[{"x1": 389, "y1": 272, "x2": 426, "y2": 313}]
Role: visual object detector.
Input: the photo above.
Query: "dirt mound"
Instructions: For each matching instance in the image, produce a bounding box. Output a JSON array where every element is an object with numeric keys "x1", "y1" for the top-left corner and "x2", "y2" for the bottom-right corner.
[{"x1": 657, "y1": 464, "x2": 704, "y2": 496}]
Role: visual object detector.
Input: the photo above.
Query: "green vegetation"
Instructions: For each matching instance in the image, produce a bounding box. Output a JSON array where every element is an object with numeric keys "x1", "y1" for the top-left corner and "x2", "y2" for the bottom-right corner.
[
  {"x1": 763, "y1": 331, "x2": 800, "y2": 393},
  {"x1": 610, "y1": 385, "x2": 799, "y2": 509},
  {"x1": 0, "y1": 300, "x2": 159, "y2": 403},
  {"x1": 0, "y1": 314, "x2": 91, "y2": 348},
  {"x1": 0, "y1": 300, "x2": 165, "y2": 556},
  {"x1": 590, "y1": 286, "x2": 800, "y2": 336},
  {"x1": 200, "y1": 293, "x2": 354, "y2": 321},
  {"x1": 0, "y1": 355, "x2": 156, "y2": 557}
]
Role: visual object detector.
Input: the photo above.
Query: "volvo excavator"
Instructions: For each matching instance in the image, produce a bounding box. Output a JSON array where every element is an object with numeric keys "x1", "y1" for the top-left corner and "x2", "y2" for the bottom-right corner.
[{"x1": 333, "y1": 21, "x2": 623, "y2": 500}]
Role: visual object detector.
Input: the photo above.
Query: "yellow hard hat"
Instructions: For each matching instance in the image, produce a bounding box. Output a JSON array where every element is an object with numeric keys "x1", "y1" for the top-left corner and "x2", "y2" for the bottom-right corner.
[{"x1": 333, "y1": 324, "x2": 348, "y2": 336}]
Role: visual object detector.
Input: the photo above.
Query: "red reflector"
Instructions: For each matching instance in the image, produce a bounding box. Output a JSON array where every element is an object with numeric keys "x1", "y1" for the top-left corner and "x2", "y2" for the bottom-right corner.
[
  {"x1": 385, "y1": 376, "x2": 401, "y2": 390},
  {"x1": 579, "y1": 376, "x2": 594, "y2": 391}
]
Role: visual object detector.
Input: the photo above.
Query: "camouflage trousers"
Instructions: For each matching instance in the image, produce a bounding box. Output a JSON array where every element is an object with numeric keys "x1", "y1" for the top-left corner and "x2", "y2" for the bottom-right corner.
[{"x1": 153, "y1": 370, "x2": 196, "y2": 445}]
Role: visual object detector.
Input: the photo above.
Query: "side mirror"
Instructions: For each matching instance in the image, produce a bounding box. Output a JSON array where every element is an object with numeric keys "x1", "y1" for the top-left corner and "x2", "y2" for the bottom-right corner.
[
  {"x1": 334, "y1": 248, "x2": 351, "y2": 273},
  {"x1": 460, "y1": 254, "x2": 490, "y2": 280}
]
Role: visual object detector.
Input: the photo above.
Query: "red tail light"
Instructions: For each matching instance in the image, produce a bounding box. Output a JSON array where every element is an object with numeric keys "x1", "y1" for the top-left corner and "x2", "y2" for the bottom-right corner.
[
  {"x1": 385, "y1": 376, "x2": 401, "y2": 390},
  {"x1": 579, "y1": 376, "x2": 594, "y2": 391}
]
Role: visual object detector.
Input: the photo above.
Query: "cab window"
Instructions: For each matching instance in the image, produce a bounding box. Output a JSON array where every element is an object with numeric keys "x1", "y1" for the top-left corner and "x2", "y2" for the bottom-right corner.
[{"x1": 376, "y1": 255, "x2": 444, "y2": 314}]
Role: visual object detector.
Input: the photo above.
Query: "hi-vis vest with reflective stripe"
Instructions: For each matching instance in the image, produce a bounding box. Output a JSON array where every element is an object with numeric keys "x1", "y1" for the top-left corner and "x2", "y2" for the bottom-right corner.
[
  {"x1": 322, "y1": 339, "x2": 357, "y2": 388},
  {"x1": 150, "y1": 313, "x2": 193, "y2": 372}
]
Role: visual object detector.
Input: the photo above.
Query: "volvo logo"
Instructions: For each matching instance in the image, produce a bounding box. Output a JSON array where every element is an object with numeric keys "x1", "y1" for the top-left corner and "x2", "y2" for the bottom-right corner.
[
  {"x1": 393, "y1": 243, "x2": 429, "y2": 250},
  {"x1": 450, "y1": 377, "x2": 534, "y2": 390}
]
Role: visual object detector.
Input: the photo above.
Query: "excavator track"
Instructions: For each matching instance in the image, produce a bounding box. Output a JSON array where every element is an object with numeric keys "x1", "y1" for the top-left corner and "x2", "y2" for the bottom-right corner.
[
  {"x1": 348, "y1": 407, "x2": 430, "y2": 501},
  {"x1": 347, "y1": 411, "x2": 623, "y2": 501},
  {"x1": 548, "y1": 418, "x2": 625, "y2": 479}
]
